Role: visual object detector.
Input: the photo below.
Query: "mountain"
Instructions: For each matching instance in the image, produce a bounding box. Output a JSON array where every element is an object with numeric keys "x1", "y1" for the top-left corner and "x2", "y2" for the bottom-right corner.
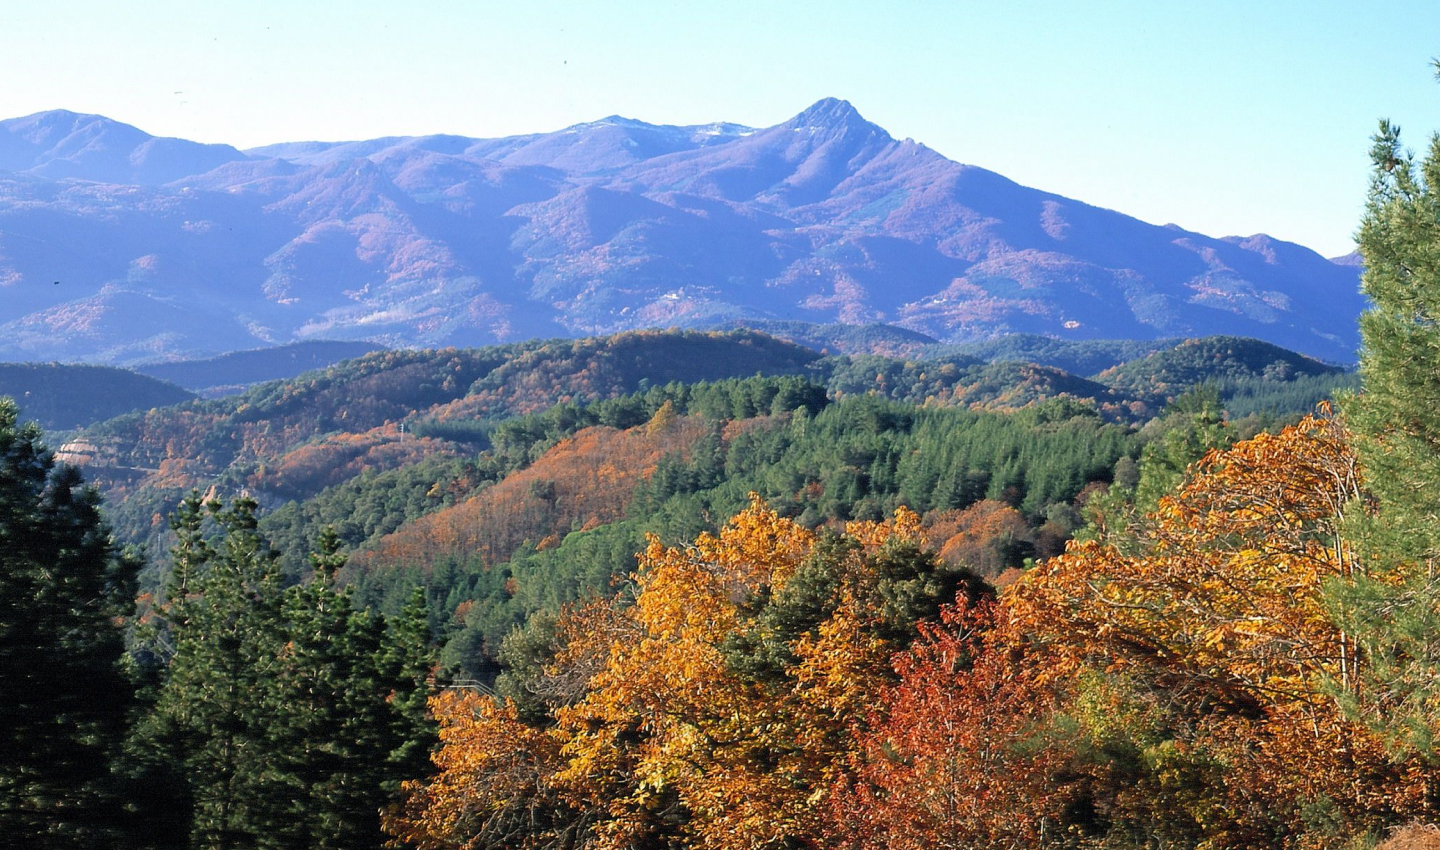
[
  {"x1": 0, "y1": 363, "x2": 193, "y2": 430},
  {"x1": 0, "y1": 101, "x2": 1365, "y2": 363},
  {"x1": 134, "y1": 339, "x2": 388, "y2": 396},
  {"x1": 0, "y1": 110, "x2": 249, "y2": 184}
]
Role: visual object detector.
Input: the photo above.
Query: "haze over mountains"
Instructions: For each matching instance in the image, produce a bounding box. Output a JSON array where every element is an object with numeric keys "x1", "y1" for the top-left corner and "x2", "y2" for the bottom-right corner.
[{"x1": 0, "y1": 100, "x2": 1365, "y2": 363}]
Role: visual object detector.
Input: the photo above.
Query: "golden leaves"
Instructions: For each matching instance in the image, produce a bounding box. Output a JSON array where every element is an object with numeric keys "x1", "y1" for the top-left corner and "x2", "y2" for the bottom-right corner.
[
  {"x1": 1009, "y1": 415, "x2": 1359, "y2": 710},
  {"x1": 389, "y1": 495, "x2": 940, "y2": 850}
]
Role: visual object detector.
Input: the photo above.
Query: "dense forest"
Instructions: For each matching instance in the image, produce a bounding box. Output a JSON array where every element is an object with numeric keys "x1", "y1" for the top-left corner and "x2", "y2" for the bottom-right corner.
[
  {"x1": 134, "y1": 340, "x2": 387, "y2": 396},
  {"x1": 7, "y1": 117, "x2": 1440, "y2": 850},
  {"x1": 0, "y1": 362, "x2": 194, "y2": 430}
]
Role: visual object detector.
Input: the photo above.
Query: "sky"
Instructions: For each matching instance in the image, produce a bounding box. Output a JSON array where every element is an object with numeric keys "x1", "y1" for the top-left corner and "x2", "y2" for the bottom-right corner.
[{"x1": 2, "y1": 0, "x2": 1439, "y2": 257}]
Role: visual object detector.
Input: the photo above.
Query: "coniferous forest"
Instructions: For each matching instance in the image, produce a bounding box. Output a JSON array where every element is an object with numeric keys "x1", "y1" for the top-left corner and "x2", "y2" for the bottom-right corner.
[{"x1": 8, "y1": 110, "x2": 1440, "y2": 850}]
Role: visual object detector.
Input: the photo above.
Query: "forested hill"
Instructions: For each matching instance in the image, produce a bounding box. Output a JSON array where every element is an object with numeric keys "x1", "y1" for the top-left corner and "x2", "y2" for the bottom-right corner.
[
  {"x1": 18, "y1": 324, "x2": 1370, "y2": 849},
  {"x1": 69, "y1": 330, "x2": 822, "y2": 540},
  {"x1": 1097, "y1": 335, "x2": 1344, "y2": 394},
  {"x1": 0, "y1": 363, "x2": 193, "y2": 430},
  {"x1": 51, "y1": 327, "x2": 1352, "y2": 572},
  {"x1": 134, "y1": 339, "x2": 387, "y2": 396}
]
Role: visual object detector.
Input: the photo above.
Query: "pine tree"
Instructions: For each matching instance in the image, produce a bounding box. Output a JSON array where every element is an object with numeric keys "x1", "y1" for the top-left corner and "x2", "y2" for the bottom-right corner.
[
  {"x1": 0, "y1": 397, "x2": 139, "y2": 847},
  {"x1": 263, "y1": 531, "x2": 434, "y2": 850},
  {"x1": 1133, "y1": 386, "x2": 1234, "y2": 511},
  {"x1": 138, "y1": 496, "x2": 285, "y2": 850},
  {"x1": 1336, "y1": 71, "x2": 1440, "y2": 754},
  {"x1": 134, "y1": 508, "x2": 435, "y2": 850}
]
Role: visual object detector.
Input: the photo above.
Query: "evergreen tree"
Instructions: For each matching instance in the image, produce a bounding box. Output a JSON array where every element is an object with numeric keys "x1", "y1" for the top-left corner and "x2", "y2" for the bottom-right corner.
[
  {"x1": 0, "y1": 397, "x2": 139, "y2": 847},
  {"x1": 137, "y1": 496, "x2": 285, "y2": 849},
  {"x1": 134, "y1": 506, "x2": 434, "y2": 850},
  {"x1": 1133, "y1": 385, "x2": 1234, "y2": 511},
  {"x1": 263, "y1": 531, "x2": 435, "y2": 850},
  {"x1": 1336, "y1": 88, "x2": 1440, "y2": 754}
]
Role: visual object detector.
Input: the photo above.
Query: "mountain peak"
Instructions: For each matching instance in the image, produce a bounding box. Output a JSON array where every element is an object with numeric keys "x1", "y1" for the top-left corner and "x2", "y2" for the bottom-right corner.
[
  {"x1": 565, "y1": 114, "x2": 656, "y2": 132},
  {"x1": 2, "y1": 109, "x2": 148, "y2": 144},
  {"x1": 785, "y1": 98, "x2": 887, "y2": 138},
  {"x1": 800, "y1": 97, "x2": 858, "y2": 117},
  {"x1": 0, "y1": 109, "x2": 248, "y2": 185}
]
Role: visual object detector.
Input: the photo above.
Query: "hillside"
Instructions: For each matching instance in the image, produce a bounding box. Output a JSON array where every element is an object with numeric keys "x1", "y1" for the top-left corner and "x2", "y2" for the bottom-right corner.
[
  {"x1": 1096, "y1": 335, "x2": 1345, "y2": 395},
  {"x1": 333, "y1": 390, "x2": 1137, "y2": 678},
  {"x1": 925, "y1": 334, "x2": 1185, "y2": 377},
  {"x1": 0, "y1": 101, "x2": 1365, "y2": 363},
  {"x1": 58, "y1": 327, "x2": 1347, "y2": 572},
  {"x1": 719, "y1": 320, "x2": 938, "y2": 356},
  {"x1": 134, "y1": 339, "x2": 386, "y2": 395},
  {"x1": 67, "y1": 330, "x2": 821, "y2": 544},
  {"x1": 0, "y1": 363, "x2": 193, "y2": 430}
]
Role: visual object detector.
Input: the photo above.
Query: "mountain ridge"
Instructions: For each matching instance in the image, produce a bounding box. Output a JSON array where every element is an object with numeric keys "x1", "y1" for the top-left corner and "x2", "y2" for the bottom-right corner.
[{"x1": 0, "y1": 100, "x2": 1365, "y2": 363}]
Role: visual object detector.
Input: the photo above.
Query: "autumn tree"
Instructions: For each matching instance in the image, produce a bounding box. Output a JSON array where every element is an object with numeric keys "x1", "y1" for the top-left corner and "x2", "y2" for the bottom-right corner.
[
  {"x1": 830, "y1": 599, "x2": 1071, "y2": 850},
  {"x1": 385, "y1": 496, "x2": 985, "y2": 850},
  {"x1": 1008, "y1": 416, "x2": 1432, "y2": 847}
]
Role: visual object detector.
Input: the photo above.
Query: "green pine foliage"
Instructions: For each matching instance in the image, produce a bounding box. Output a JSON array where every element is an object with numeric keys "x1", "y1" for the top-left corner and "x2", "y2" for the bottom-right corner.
[
  {"x1": 1332, "y1": 111, "x2": 1440, "y2": 755},
  {"x1": 131, "y1": 497, "x2": 434, "y2": 850},
  {"x1": 0, "y1": 397, "x2": 139, "y2": 847},
  {"x1": 1215, "y1": 370, "x2": 1360, "y2": 420},
  {"x1": 132, "y1": 496, "x2": 289, "y2": 848}
]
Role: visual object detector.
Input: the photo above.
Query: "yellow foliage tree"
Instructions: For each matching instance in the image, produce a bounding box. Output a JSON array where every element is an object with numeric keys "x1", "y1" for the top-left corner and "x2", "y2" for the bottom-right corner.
[
  {"x1": 1006, "y1": 413, "x2": 1435, "y2": 843},
  {"x1": 386, "y1": 495, "x2": 975, "y2": 850}
]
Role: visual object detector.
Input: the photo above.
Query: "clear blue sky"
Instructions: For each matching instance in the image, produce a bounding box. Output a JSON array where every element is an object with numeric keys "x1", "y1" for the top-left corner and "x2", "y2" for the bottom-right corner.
[{"x1": 3, "y1": 0, "x2": 1438, "y2": 257}]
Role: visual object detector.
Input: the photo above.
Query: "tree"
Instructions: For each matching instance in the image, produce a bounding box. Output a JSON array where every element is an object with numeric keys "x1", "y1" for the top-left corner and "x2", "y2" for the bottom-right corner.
[
  {"x1": 1012, "y1": 417, "x2": 1429, "y2": 846},
  {"x1": 135, "y1": 496, "x2": 286, "y2": 849},
  {"x1": 262, "y1": 532, "x2": 436, "y2": 850},
  {"x1": 0, "y1": 397, "x2": 139, "y2": 847},
  {"x1": 134, "y1": 500, "x2": 435, "y2": 850},
  {"x1": 829, "y1": 599, "x2": 1070, "y2": 850},
  {"x1": 385, "y1": 497, "x2": 984, "y2": 850},
  {"x1": 1337, "y1": 71, "x2": 1440, "y2": 754}
]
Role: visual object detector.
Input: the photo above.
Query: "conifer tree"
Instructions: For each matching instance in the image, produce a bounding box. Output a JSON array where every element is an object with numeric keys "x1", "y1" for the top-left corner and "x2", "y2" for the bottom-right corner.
[
  {"x1": 0, "y1": 397, "x2": 138, "y2": 847},
  {"x1": 134, "y1": 506, "x2": 434, "y2": 850},
  {"x1": 1337, "y1": 67, "x2": 1440, "y2": 753},
  {"x1": 263, "y1": 530, "x2": 435, "y2": 850},
  {"x1": 138, "y1": 496, "x2": 285, "y2": 849}
]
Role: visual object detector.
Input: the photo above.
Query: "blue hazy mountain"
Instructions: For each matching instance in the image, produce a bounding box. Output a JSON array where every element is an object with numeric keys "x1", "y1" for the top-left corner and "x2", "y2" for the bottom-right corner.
[{"x1": 0, "y1": 101, "x2": 1364, "y2": 363}]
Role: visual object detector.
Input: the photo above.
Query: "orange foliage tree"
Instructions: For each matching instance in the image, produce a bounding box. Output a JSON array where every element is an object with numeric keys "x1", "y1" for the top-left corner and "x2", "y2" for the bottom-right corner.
[
  {"x1": 833, "y1": 415, "x2": 1436, "y2": 850},
  {"x1": 385, "y1": 496, "x2": 983, "y2": 850},
  {"x1": 830, "y1": 598, "x2": 1072, "y2": 850}
]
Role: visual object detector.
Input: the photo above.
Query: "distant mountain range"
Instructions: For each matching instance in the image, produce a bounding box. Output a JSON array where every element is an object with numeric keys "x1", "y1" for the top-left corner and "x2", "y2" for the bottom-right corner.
[{"x1": 0, "y1": 101, "x2": 1366, "y2": 363}]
